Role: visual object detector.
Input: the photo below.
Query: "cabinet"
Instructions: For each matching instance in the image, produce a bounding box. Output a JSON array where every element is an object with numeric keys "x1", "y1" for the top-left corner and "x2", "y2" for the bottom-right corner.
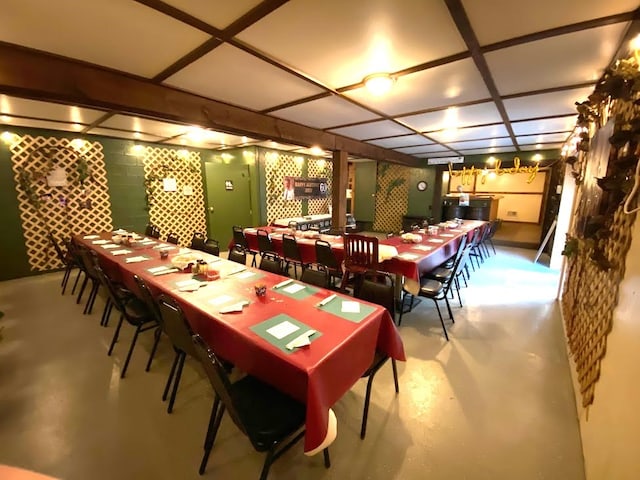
[{"x1": 441, "y1": 196, "x2": 500, "y2": 221}]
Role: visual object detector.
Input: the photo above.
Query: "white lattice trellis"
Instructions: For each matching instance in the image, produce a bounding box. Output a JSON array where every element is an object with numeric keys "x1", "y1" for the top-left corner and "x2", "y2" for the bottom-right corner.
[
  {"x1": 264, "y1": 151, "x2": 303, "y2": 223},
  {"x1": 143, "y1": 147, "x2": 206, "y2": 246},
  {"x1": 11, "y1": 135, "x2": 113, "y2": 271}
]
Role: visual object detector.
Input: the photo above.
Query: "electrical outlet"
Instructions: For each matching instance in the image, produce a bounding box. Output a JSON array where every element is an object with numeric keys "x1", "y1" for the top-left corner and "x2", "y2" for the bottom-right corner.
[{"x1": 507, "y1": 210, "x2": 517, "y2": 217}]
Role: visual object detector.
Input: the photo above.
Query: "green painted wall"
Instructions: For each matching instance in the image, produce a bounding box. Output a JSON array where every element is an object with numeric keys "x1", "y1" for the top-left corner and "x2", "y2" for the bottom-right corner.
[{"x1": 406, "y1": 166, "x2": 437, "y2": 217}]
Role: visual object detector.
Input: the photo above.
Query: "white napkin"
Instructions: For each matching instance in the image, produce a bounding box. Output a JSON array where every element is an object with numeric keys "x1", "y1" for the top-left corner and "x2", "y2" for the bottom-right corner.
[
  {"x1": 428, "y1": 239, "x2": 444, "y2": 243},
  {"x1": 111, "y1": 249, "x2": 132, "y2": 256},
  {"x1": 341, "y1": 301, "x2": 361, "y2": 313},
  {"x1": 282, "y1": 283, "x2": 305, "y2": 294},
  {"x1": 125, "y1": 256, "x2": 148, "y2": 263},
  {"x1": 92, "y1": 240, "x2": 109, "y2": 245},
  {"x1": 286, "y1": 330, "x2": 317, "y2": 350},
  {"x1": 266, "y1": 320, "x2": 299, "y2": 339},
  {"x1": 273, "y1": 278, "x2": 294, "y2": 289},
  {"x1": 412, "y1": 245, "x2": 433, "y2": 251},
  {"x1": 398, "y1": 253, "x2": 419, "y2": 260},
  {"x1": 102, "y1": 244, "x2": 118, "y2": 249},
  {"x1": 317, "y1": 294, "x2": 337, "y2": 307},
  {"x1": 441, "y1": 233, "x2": 454, "y2": 238},
  {"x1": 219, "y1": 301, "x2": 249, "y2": 314},
  {"x1": 83, "y1": 235, "x2": 100, "y2": 239},
  {"x1": 176, "y1": 279, "x2": 204, "y2": 292}
]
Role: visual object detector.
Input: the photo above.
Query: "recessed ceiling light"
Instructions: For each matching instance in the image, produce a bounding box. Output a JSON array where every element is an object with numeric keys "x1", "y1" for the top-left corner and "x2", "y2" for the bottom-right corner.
[
  {"x1": 133, "y1": 131, "x2": 141, "y2": 138},
  {"x1": 71, "y1": 123, "x2": 83, "y2": 131},
  {"x1": 363, "y1": 73, "x2": 395, "y2": 96},
  {"x1": 310, "y1": 146, "x2": 323, "y2": 156},
  {"x1": 0, "y1": 115, "x2": 10, "y2": 122}
]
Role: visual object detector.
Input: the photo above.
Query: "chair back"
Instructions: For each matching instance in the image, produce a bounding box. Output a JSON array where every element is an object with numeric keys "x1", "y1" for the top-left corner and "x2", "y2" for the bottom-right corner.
[
  {"x1": 256, "y1": 229, "x2": 273, "y2": 255},
  {"x1": 282, "y1": 234, "x2": 302, "y2": 262},
  {"x1": 190, "y1": 231, "x2": 207, "y2": 251},
  {"x1": 315, "y1": 240, "x2": 341, "y2": 274},
  {"x1": 192, "y1": 334, "x2": 248, "y2": 435},
  {"x1": 47, "y1": 232, "x2": 67, "y2": 264},
  {"x1": 78, "y1": 245, "x2": 100, "y2": 280},
  {"x1": 93, "y1": 263, "x2": 127, "y2": 313},
  {"x1": 146, "y1": 223, "x2": 161, "y2": 239},
  {"x1": 157, "y1": 295, "x2": 198, "y2": 356},
  {"x1": 166, "y1": 232, "x2": 179, "y2": 245},
  {"x1": 228, "y1": 246, "x2": 247, "y2": 265},
  {"x1": 259, "y1": 253, "x2": 283, "y2": 275},
  {"x1": 444, "y1": 244, "x2": 473, "y2": 295},
  {"x1": 203, "y1": 239, "x2": 220, "y2": 256},
  {"x1": 300, "y1": 268, "x2": 329, "y2": 288},
  {"x1": 287, "y1": 221, "x2": 297, "y2": 230},
  {"x1": 232, "y1": 226, "x2": 249, "y2": 250},
  {"x1": 133, "y1": 275, "x2": 162, "y2": 324},
  {"x1": 355, "y1": 272, "x2": 395, "y2": 317},
  {"x1": 343, "y1": 234, "x2": 379, "y2": 272}
]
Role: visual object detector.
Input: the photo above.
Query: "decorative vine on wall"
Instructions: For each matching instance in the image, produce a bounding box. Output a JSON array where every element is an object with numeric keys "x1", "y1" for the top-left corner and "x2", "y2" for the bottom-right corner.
[
  {"x1": 10, "y1": 135, "x2": 113, "y2": 271},
  {"x1": 561, "y1": 52, "x2": 640, "y2": 407},
  {"x1": 373, "y1": 162, "x2": 409, "y2": 233}
]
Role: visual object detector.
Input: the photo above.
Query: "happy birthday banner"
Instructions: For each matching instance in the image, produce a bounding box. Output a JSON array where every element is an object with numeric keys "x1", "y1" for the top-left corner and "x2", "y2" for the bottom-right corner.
[{"x1": 448, "y1": 157, "x2": 539, "y2": 185}]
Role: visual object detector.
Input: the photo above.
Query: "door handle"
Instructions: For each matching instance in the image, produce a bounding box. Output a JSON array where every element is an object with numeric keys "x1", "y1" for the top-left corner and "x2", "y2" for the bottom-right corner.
[{"x1": 208, "y1": 206, "x2": 214, "y2": 213}]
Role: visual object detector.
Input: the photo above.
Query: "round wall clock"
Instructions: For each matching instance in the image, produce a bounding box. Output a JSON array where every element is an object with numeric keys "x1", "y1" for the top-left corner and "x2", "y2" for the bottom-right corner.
[{"x1": 417, "y1": 181, "x2": 428, "y2": 191}]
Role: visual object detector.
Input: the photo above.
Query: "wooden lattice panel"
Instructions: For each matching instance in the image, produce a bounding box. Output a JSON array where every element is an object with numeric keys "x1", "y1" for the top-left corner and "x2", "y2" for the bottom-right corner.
[
  {"x1": 143, "y1": 147, "x2": 206, "y2": 246},
  {"x1": 11, "y1": 135, "x2": 113, "y2": 271},
  {"x1": 307, "y1": 158, "x2": 332, "y2": 215},
  {"x1": 264, "y1": 151, "x2": 303, "y2": 223},
  {"x1": 373, "y1": 163, "x2": 410, "y2": 233},
  {"x1": 562, "y1": 205, "x2": 636, "y2": 406}
]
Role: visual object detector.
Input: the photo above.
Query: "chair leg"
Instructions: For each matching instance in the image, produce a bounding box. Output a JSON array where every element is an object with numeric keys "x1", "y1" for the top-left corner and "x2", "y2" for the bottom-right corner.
[
  {"x1": 108, "y1": 314, "x2": 125, "y2": 356},
  {"x1": 120, "y1": 324, "x2": 142, "y2": 378},
  {"x1": 391, "y1": 359, "x2": 399, "y2": 393},
  {"x1": 71, "y1": 270, "x2": 82, "y2": 295},
  {"x1": 199, "y1": 400, "x2": 225, "y2": 475},
  {"x1": 162, "y1": 351, "x2": 180, "y2": 401},
  {"x1": 61, "y1": 266, "x2": 72, "y2": 293},
  {"x1": 146, "y1": 327, "x2": 162, "y2": 372},
  {"x1": 100, "y1": 299, "x2": 112, "y2": 327},
  {"x1": 167, "y1": 352, "x2": 186, "y2": 413},
  {"x1": 83, "y1": 281, "x2": 99, "y2": 314},
  {"x1": 323, "y1": 448, "x2": 331, "y2": 468},
  {"x1": 76, "y1": 275, "x2": 88, "y2": 304},
  {"x1": 259, "y1": 446, "x2": 277, "y2": 480},
  {"x1": 360, "y1": 370, "x2": 377, "y2": 439},
  {"x1": 444, "y1": 295, "x2": 455, "y2": 323},
  {"x1": 250, "y1": 253, "x2": 257, "y2": 268},
  {"x1": 432, "y1": 300, "x2": 449, "y2": 341}
]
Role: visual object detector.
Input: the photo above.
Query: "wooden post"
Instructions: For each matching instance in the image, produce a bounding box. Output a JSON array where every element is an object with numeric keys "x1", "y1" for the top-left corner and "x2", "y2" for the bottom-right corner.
[{"x1": 332, "y1": 150, "x2": 348, "y2": 232}]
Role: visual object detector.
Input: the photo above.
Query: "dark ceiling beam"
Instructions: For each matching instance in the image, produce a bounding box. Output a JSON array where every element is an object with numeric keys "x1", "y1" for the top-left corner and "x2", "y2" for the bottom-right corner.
[
  {"x1": 223, "y1": 0, "x2": 290, "y2": 38},
  {"x1": 261, "y1": 92, "x2": 333, "y2": 114},
  {"x1": 501, "y1": 81, "x2": 597, "y2": 100},
  {"x1": 81, "y1": 111, "x2": 114, "y2": 134},
  {"x1": 133, "y1": 0, "x2": 222, "y2": 36},
  {"x1": 444, "y1": 0, "x2": 519, "y2": 151},
  {"x1": 0, "y1": 43, "x2": 422, "y2": 167},
  {"x1": 482, "y1": 10, "x2": 638, "y2": 53},
  {"x1": 153, "y1": 38, "x2": 223, "y2": 82}
]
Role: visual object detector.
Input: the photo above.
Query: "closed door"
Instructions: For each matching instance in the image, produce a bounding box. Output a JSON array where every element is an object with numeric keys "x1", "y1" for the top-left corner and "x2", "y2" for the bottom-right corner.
[
  {"x1": 354, "y1": 161, "x2": 377, "y2": 222},
  {"x1": 204, "y1": 162, "x2": 252, "y2": 248}
]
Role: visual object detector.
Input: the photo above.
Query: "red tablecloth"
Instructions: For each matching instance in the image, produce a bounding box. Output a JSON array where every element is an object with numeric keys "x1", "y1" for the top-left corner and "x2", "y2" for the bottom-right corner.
[
  {"x1": 77, "y1": 234, "x2": 405, "y2": 454},
  {"x1": 241, "y1": 221, "x2": 487, "y2": 284}
]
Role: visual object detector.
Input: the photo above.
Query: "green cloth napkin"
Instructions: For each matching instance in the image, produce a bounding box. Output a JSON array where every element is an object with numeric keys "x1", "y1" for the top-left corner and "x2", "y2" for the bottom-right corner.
[{"x1": 250, "y1": 314, "x2": 321, "y2": 354}]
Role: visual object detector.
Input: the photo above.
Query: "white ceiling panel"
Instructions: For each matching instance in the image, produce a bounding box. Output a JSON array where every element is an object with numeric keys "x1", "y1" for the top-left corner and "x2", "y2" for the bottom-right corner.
[
  {"x1": 162, "y1": 0, "x2": 263, "y2": 29},
  {"x1": 463, "y1": 0, "x2": 638, "y2": 46},
  {"x1": 236, "y1": 0, "x2": 467, "y2": 88},
  {"x1": 397, "y1": 102, "x2": 502, "y2": 132},
  {"x1": 270, "y1": 95, "x2": 379, "y2": 129},
  {"x1": 99, "y1": 115, "x2": 190, "y2": 138},
  {"x1": 414, "y1": 151, "x2": 459, "y2": 159},
  {"x1": 1, "y1": 116, "x2": 85, "y2": 133},
  {"x1": 457, "y1": 146, "x2": 518, "y2": 155},
  {"x1": 486, "y1": 23, "x2": 627, "y2": 95},
  {"x1": 329, "y1": 120, "x2": 413, "y2": 140},
  {"x1": 0, "y1": 0, "x2": 209, "y2": 77},
  {"x1": 447, "y1": 137, "x2": 515, "y2": 150},
  {"x1": 511, "y1": 116, "x2": 578, "y2": 135},
  {"x1": 86, "y1": 128, "x2": 164, "y2": 143},
  {"x1": 0, "y1": 95, "x2": 106, "y2": 124},
  {"x1": 503, "y1": 87, "x2": 593, "y2": 121},
  {"x1": 344, "y1": 59, "x2": 490, "y2": 115},
  {"x1": 396, "y1": 144, "x2": 454, "y2": 154},
  {"x1": 520, "y1": 143, "x2": 564, "y2": 151},
  {"x1": 165, "y1": 44, "x2": 323, "y2": 111},
  {"x1": 368, "y1": 134, "x2": 433, "y2": 148},
  {"x1": 428, "y1": 124, "x2": 509, "y2": 143},
  {"x1": 516, "y1": 132, "x2": 571, "y2": 144}
]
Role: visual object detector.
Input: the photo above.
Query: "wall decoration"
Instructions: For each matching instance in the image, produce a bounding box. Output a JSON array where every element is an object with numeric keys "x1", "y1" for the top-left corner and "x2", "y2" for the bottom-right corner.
[
  {"x1": 142, "y1": 146, "x2": 205, "y2": 246},
  {"x1": 183, "y1": 185, "x2": 193, "y2": 196},
  {"x1": 448, "y1": 157, "x2": 539, "y2": 185},
  {"x1": 560, "y1": 50, "x2": 640, "y2": 407},
  {"x1": 10, "y1": 135, "x2": 112, "y2": 271},
  {"x1": 282, "y1": 176, "x2": 328, "y2": 200},
  {"x1": 163, "y1": 178, "x2": 177, "y2": 192},
  {"x1": 264, "y1": 151, "x2": 303, "y2": 223}
]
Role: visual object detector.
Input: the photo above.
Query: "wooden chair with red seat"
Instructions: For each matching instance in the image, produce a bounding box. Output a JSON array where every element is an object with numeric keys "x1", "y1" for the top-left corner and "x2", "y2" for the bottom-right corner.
[{"x1": 339, "y1": 234, "x2": 379, "y2": 293}]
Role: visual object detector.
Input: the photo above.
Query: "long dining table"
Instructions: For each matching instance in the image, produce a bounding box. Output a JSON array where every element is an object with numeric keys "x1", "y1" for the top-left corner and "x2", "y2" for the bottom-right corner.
[
  {"x1": 242, "y1": 219, "x2": 487, "y2": 294},
  {"x1": 77, "y1": 232, "x2": 406, "y2": 456}
]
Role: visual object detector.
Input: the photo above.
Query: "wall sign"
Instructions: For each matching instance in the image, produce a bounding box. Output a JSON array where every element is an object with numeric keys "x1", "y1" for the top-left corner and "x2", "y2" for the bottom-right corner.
[
  {"x1": 225, "y1": 180, "x2": 234, "y2": 191},
  {"x1": 448, "y1": 157, "x2": 539, "y2": 185},
  {"x1": 283, "y1": 176, "x2": 328, "y2": 200},
  {"x1": 163, "y1": 178, "x2": 177, "y2": 191}
]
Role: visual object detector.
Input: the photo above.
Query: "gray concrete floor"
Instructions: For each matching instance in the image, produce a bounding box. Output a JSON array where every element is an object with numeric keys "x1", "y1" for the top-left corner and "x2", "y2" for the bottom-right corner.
[{"x1": 0, "y1": 247, "x2": 584, "y2": 479}]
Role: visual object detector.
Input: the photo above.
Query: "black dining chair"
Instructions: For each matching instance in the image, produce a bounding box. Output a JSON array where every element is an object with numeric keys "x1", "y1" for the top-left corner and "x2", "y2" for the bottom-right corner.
[
  {"x1": 94, "y1": 264, "x2": 158, "y2": 378},
  {"x1": 314, "y1": 240, "x2": 342, "y2": 288},
  {"x1": 227, "y1": 245, "x2": 247, "y2": 265},
  {"x1": 203, "y1": 238, "x2": 220, "y2": 257},
  {"x1": 257, "y1": 229, "x2": 275, "y2": 258},
  {"x1": 300, "y1": 267, "x2": 329, "y2": 289},
  {"x1": 166, "y1": 232, "x2": 179, "y2": 245},
  {"x1": 191, "y1": 231, "x2": 207, "y2": 251},
  {"x1": 76, "y1": 245, "x2": 102, "y2": 315},
  {"x1": 354, "y1": 272, "x2": 400, "y2": 439},
  {"x1": 259, "y1": 253, "x2": 283, "y2": 275},
  {"x1": 155, "y1": 294, "x2": 201, "y2": 414},
  {"x1": 423, "y1": 235, "x2": 468, "y2": 307},
  {"x1": 146, "y1": 223, "x2": 161, "y2": 239},
  {"x1": 232, "y1": 226, "x2": 258, "y2": 267},
  {"x1": 47, "y1": 232, "x2": 78, "y2": 295},
  {"x1": 191, "y1": 334, "x2": 331, "y2": 479},
  {"x1": 282, "y1": 233, "x2": 308, "y2": 279}
]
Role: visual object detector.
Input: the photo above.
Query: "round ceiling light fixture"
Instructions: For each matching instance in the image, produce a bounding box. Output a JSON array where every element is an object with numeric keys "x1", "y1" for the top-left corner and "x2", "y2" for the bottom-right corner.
[{"x1": 363, "y1": 73, "x2": 395, "y2": 96}]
